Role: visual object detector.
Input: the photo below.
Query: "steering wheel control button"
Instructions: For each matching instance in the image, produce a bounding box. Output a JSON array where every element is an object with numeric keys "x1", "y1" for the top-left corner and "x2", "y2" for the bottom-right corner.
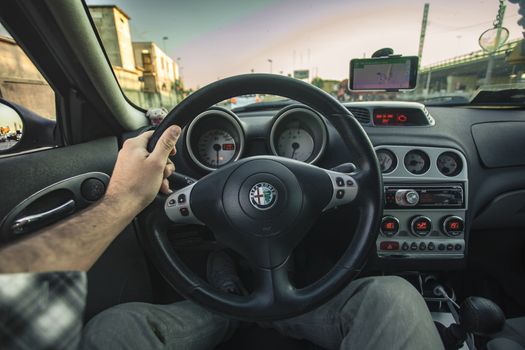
[
  {"x1": 394, "y1": 189, "x2": 419, "y2": 207},
  {"x1": 164, "y1": 183, "x2": 204, "y2": 225},
  {"x1": 410, "y1": 216, "x2": 432, "y2": 237},
  {"x1": 442, "y1": 216, "x2": 464, "y2": 236},
  {"x1": 379, "y1": 241, "x2": 399, "y2": 251},
  {"x1": 380, "y1": 216, "x2": 400, "y2": 237},
  {"x1": 249, "y1": 182, "x2": 278, "y2": 210},
  {"x1": 323, "y1": 170, "x2": 358, "y2": 211}
]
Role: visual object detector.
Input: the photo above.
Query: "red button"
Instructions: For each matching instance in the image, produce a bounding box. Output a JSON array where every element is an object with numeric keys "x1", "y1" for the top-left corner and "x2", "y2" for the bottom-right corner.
[{"x1": 380, "y1": 241, "x2": 400, "y2": 251}]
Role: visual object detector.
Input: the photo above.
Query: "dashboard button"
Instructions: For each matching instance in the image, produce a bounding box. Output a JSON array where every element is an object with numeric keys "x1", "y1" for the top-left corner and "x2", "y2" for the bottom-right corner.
[
  {"x1": 419, "y1": 242, "x2": 427, "y2": 250},
  {"x1": 454, "y1": 244, "x2": 462, "y2": 251},
  {"x1": 446, "y1": 244, "x2": 454, "y2": 251},
  {"x1": 438, "y1": 243, "x2": 445, "y2": 251},
  {"x1": 380, "y1": 216, "x2": 400, "y2": 237},
  {"x1": 428, "y1": 242, "x2": 435, "y2": 251},
  {"x1": 410, "y1": 242, "x2": 418, "y2": 251},
  {"x1": 380, "y1": 241, "x2": 399, "y2": 251},
  {"x1": 442, "y1": 216, "x2": 464, "y2": 236},
  {"x1": 410, "y1": 216, "x2": 432, "y2": 236},
  {"x1": 336, "y1": 190, "x2": 345, "y2": 199},
  {"x1": 336, "y1": 177, "x2": 345, "y2": 187},
  {"x1": 402, "y1": 242, "x2": 409, "y2": 251}
]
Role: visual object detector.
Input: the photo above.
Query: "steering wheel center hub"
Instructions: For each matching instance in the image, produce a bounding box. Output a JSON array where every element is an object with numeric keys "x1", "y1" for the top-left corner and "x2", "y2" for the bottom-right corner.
[
  {"x1": 249, "y1": 182, "x2": 278, "y2": 210},
  {"x1": 222, "y1": 159, "x2": 302, "y2": 237}
]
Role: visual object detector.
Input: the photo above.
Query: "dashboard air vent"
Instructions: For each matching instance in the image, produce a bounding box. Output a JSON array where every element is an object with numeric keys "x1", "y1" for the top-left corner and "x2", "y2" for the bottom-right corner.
[{"x1": 347, "y1": 107, "x2": 370, "y2": 124}]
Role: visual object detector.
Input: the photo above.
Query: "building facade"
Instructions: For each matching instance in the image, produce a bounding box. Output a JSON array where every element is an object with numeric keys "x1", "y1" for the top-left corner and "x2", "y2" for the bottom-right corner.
[{"x1": 88, "y1": 5, "x2": 180, "y2": 109}]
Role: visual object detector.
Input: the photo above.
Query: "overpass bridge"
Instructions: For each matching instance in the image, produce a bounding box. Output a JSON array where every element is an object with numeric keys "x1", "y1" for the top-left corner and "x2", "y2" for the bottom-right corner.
[{"x1": 418, "y1": 38, "x2": 525, "y2": 96}]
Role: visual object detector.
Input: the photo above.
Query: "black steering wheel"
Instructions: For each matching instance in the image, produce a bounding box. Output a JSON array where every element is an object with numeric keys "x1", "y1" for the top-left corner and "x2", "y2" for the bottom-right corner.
[{"x1": 139, "y1": 74, "x2": 382, "y2": 321}]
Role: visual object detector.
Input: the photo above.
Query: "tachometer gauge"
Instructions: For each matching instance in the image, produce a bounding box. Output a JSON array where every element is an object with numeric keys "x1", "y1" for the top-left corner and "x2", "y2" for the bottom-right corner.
[
  {"x1": 437, "y1": 151, "x2": 462, "y2": 176},
  {"x1": 197, "y1": 129, "x2": 236, "y2": 168},
  {"x1": 404, "y1": 150, "x2": 430, "y2": 175},
  {"x1": 276, "y1": 128, "x2": 314, "y2": 162},
  {"x1": 269, "y1": 106, "x2": 328, "y2": 164},
  {"x1": 376, "y1": 149, "x2": 397, "y2": 173}
]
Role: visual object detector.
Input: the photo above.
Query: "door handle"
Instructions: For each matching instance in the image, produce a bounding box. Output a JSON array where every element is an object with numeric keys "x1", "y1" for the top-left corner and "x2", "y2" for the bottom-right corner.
[{"x1": 11, "y1": 199, "x2": 76, "y2": 234}]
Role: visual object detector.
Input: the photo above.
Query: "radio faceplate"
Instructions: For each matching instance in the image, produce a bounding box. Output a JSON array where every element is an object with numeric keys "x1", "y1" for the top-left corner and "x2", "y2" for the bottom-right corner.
[
  {"x1": 374, "y1": 145, "x2": 468, "y2": 260},
  {"x1": 384, "y1": 184, "x2": 464, "y2": 209}
]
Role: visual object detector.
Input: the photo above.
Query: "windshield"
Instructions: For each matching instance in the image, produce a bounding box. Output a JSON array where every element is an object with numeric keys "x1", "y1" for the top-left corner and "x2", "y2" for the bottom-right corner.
[{"x1": 85, "y1": 0, "x2": 525, "y2": 108}]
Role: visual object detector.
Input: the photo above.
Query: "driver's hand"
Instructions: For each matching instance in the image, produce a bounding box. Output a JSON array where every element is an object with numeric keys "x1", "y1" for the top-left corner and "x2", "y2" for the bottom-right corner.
[{"x1": 106, "y1": 125, "x2": 181, "y2": 214}]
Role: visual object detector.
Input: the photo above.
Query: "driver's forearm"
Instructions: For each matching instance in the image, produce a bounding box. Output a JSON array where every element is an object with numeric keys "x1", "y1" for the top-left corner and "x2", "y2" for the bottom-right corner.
[{"x1": 0, "y1": 195, "x2": 137, "y2": 273}]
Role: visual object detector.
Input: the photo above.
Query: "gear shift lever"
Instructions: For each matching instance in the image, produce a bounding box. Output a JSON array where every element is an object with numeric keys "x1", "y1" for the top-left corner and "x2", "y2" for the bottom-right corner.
[{"x1": 460, "y1": 297, "x2": 506, "y2": 336}]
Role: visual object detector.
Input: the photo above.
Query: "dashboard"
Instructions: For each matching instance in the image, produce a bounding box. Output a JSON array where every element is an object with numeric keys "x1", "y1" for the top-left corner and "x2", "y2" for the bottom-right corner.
[{"x1": 174, "y1": 100, "x2": 525, "y2": 271}]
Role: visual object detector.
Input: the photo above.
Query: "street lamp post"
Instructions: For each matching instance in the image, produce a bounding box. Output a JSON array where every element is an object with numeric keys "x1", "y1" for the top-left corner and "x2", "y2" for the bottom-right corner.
[
  {"x1": 162, "y1": 36, "x2": 168, "y2": 53},
  {"x1": 267, "y1": 59, "x2": 273, "y2": 74}
]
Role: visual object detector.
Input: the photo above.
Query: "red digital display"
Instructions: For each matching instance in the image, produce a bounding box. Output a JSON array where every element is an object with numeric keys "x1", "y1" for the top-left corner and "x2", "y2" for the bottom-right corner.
[
  {"x1": 449, "y1": 222, "x2": 460, "y2": 230},
  {"x1": 385, "y1": 222, "x2": 395, "y2": 230},
  {"x1": 222, "y1": 143, "x2": 235, "y2": 151},
  {"x1": 374, "y1": 112, "x2": 410, "y2": 126}
]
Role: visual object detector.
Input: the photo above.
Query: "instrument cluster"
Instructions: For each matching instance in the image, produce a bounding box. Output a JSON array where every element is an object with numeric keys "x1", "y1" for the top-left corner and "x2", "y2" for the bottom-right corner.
[{"x1": 185, "y1": 106, "x2": 328, "y2": 172}]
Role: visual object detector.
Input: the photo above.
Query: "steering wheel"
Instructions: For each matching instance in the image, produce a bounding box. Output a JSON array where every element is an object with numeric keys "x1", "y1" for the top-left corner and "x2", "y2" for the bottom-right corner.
[{"x1": 140, "y1": 74, "x2": 382, "y2": 321}]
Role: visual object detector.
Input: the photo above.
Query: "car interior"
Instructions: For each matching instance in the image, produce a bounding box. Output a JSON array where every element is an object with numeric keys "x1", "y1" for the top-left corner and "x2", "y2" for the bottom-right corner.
[{"x1": 0, "y1": 1, "x2": 525, "y2": 349}]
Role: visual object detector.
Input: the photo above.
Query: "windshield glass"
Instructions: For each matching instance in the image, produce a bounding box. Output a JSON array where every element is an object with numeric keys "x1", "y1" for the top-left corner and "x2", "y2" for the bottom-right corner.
[{"x1": 85, "y1": 0, "x2": 525, "y2": 108}]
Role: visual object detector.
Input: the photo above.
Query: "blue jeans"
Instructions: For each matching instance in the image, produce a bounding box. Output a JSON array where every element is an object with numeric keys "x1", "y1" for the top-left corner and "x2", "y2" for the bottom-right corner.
[{"x1": 81, "y1": 276, "x2": 444, "y2": 350}]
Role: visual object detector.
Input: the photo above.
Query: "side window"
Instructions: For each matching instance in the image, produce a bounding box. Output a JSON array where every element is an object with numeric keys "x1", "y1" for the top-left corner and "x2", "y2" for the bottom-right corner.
[{"x1": 0, "y1": 24, "x2": 58, "y2": 155}]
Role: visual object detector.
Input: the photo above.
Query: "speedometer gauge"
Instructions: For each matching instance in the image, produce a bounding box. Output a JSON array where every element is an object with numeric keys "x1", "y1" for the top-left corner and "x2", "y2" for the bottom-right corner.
[
  {"x1": 197, "y1": 129, "x2": 236, "y2": 168},
  {"x1": 186, "y1": 108, "x2": 245, "y2": 171},
  {"x1": 276, "y1": 128, "x2": 314, "y2": 162}
]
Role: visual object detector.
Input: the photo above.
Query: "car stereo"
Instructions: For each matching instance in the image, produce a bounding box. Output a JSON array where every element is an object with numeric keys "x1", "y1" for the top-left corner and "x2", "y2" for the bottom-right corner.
[{"x1": 384, "y1": 184, "x2": 464, "y2": 209}]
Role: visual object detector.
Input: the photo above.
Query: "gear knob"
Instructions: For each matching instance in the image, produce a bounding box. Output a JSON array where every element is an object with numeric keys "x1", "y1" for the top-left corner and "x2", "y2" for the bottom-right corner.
[{"x1": 460, "y1": 297, "x2": 505, "y2": 335}]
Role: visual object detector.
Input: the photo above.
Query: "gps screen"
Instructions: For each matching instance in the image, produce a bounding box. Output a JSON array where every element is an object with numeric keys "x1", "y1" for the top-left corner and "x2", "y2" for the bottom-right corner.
[{"x1": 349, "y1": 56, "x2": 418, "y2": 90}]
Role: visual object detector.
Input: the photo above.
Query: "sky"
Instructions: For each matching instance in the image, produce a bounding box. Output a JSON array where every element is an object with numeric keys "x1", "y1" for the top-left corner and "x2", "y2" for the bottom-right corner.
[{"x1": 85, "y1": 0, "x2": 524, "y2": 89}]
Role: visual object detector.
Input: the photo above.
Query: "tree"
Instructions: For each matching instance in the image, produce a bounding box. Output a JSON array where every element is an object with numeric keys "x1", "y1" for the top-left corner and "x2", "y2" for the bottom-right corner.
[{"x1": 311, "y1": 77, "x2": 324, "y2": 88}]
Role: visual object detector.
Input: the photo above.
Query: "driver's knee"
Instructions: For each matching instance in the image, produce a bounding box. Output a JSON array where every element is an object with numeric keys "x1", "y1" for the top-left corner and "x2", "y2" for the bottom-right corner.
[
  {"x1": 81, "y1": 301, "x2": 236, "y2": 350},
  {"x1": 341, "y1": 276, "x2": 429, "y2": 322}
]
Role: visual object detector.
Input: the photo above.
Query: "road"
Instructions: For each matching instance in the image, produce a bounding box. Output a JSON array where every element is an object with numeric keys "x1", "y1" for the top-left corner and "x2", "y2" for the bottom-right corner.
[{"x1": 0, "y1": 140, "x2": 18, "y2": 150}]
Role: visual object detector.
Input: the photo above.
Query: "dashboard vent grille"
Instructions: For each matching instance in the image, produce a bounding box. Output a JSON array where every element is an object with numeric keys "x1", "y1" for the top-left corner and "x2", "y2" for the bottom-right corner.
[{"x1": 347, "y1": 107, "x2": 371, "y2": 124}]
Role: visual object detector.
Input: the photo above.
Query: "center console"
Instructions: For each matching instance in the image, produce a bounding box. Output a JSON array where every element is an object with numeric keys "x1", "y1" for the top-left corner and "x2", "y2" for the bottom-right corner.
[{"x1": 375, "y1": 145, "x2": 468, "y2": 260}]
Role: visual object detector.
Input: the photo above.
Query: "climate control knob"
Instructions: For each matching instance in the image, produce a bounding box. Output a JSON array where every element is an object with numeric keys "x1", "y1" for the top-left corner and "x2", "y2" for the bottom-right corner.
[
  {"x1": 410, "y1": 216, "x2": 432, "y2": 237},
  {"x1": 395, "y1": 189, "x2": 420, "y2": 206},
  {"x1": 442, "y1": 216, "x2": 464, "y2": 236}
]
